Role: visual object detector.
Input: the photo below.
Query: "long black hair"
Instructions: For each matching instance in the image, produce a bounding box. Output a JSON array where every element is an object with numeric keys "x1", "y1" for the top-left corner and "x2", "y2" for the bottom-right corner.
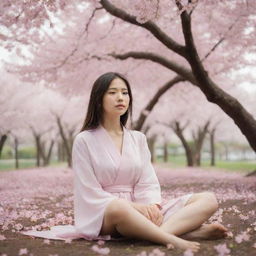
[{"x1": 80, "y1": 72, "x2": 133, "y2": 131}]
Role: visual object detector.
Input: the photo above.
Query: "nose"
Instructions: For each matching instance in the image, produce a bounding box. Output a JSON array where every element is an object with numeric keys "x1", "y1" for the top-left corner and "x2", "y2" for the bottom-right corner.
[{"x1": 117, "y1": 91, "x2": 124, "y2": 101}]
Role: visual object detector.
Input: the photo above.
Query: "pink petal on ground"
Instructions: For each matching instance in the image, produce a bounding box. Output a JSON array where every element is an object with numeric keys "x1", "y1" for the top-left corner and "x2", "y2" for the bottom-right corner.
[
  {"x1": 226, "y1": 231, "x2": 233, "y2": 238},
  {"x1": 239, "y1": 214, "x2": 249, "y2": 220},
  {"x1": 136, "y1": 251, "x2": 147, "y2": 256},
  {"x1": 0, "y1": 234, "x2": 6, "y2": 240},
  {"x1": 15, "y1": 223, "x2": 24, "y2": 231},
  {"x1": 166, "y1": 243, "x2": 174, "y2": 249},
  {"x1": 235, "y1": 231, "x2": 250, "y2": 243},
  {"x1": 91, "y1": 245, "x2": 110, "y2": 255},
  {"x1": 183, "y1": 249, "x2": 194, "y2": 256},
  {"x1": 43, "y1": 239, "x2": 50, "y2": 244},
  {"x1": 30, "y1": 216, "x2": 38, "y2": 222},
  {"x1": 64, "y1": 238, "x2": 72, "y2": 244},
  {"x1": 253, "y1": 243, "x2": 256, "y2": 248},
  {"x1": 97, "y1": 240, "x2": 105, "y2": 246},
  {"x1": 235, "y1": 235, "x2": 242, "y2": 243},
  {"x1": 19, "y1": 248, "x2": 28, "y2": 255},
  {"x1": 149, "y1": 248, "x2": 165, "y2": 256},
  {"x1": 214, "y1": 243, "x2": 230, "y2": 256}
]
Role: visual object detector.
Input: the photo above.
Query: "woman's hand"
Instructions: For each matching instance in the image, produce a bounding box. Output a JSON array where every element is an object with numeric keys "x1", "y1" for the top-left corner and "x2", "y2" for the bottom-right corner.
[
  {"x1": 146, "y1": 204, "x2": 163, "y2": 226},
  {"x1": 130, "y1": 202, "x2": 163, "y2": 226}
]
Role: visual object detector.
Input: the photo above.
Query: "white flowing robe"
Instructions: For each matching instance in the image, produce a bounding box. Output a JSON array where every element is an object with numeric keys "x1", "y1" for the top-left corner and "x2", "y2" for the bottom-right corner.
[{"x1": 21, "y1": 125, "x2": 193, "y2": 240}]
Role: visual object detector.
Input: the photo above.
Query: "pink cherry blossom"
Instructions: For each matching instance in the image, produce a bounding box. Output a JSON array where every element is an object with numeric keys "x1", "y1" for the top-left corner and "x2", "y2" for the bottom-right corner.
[
  {"x1": 239, "y1": 214, "x2": 249, "y2": 221},
  {"x1": 149, "y1": 248, "x2": 165, "y2": 256},
  {"x1": 64, "y1": 238, "x2": 72, "y2": 244},
  {"x1": 91, "y1": 245, "x2": 110, "y2": 255},
  {"x1": 166, "y1": 243, "x2": 174, "y2": 249},
  {"x1": 136, "y1": 251, "x2": 147, "y2": 256},
  {"x1": 0, "y1": 234, "x2": 6, "y2": 240},
  {"x1": 43, "y1": 239, "x2": 50, "y2": 244},
  {"x1": 214, "y1": 243, "x2": 230, "y2": 256},
  {"x1": 97, "y1": 240, "x2": 105, "y2": 245},
  {"x1": 235, "y1": 231, "x2": 250, "y2": 243},
  {"x1": 226, "y1": 231, "x2": 233, "y2": 238},
  {"x1": 183, "y1": 249, "x2": 194, "y2": 256},
  {"x1": 19, "y1": 248, "x2": 28, "y2": 255}
]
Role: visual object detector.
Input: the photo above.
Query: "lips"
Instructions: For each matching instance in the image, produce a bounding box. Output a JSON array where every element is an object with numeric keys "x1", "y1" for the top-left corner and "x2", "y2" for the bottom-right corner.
[{"x1": 115, "y1": 104, "x2": 125, "y2": 108}]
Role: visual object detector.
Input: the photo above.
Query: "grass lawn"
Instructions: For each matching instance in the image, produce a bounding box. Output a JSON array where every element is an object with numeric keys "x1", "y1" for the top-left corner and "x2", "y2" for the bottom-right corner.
[
  {"x1": 0, "y1": 155, "x2": 255, "y2": 174},
  {"x1": 0, "y1": 159, "x2": 67, "y2": 171},
  {"x1": 156, "y1": 155, "x2": 256, "y2": 173}
]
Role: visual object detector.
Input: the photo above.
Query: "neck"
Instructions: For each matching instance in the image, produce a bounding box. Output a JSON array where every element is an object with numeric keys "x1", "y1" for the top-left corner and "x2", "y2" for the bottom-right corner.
[{"x1": 101, "y1": 116, "x2": 123, "y2": 134}]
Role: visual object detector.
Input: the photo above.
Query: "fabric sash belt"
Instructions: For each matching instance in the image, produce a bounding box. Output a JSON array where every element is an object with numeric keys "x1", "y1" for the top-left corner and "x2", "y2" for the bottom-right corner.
[{"x1": 103, "y1": 185, "x2": 133, "y2": 193}]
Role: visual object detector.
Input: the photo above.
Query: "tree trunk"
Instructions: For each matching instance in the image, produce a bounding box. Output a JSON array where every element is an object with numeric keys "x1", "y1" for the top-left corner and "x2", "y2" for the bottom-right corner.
[
  {"x1": 246, "y1": 170, "x2": 256, "y2": 177},
  {"x1": 68, "y1": 129, "x2": 76, "y2": 155},
  {"x1": 210, "y1": 129, "x2": 216, "y2": 166},
  {"x1": 45, "y1": 140, "x2": 54, "y2": 165},
  {"x1": 40, "y1": 140, "x2": 55, "y2": 166},
  {"x1": 35, "y1": 135, "x2": 41, "y2": 167},
  {"x1": 192, "y1": 121, "x2": 210, "y2": 166},
  {"x1": 148, "y1": 136, "x2": 156, "y2": 163},
  {"x1": 57, "y1": 141, "x2": 64, "y2": 162},
  {"x1": 56, "y1": 116, "x2": 72, "y2": 167},
  {"x1": 0, "y1": 134, "x2": 8, "y2": 158},
  {"x1": 163, "y1": 141, "x2": 168, "y2": 162},
  {"x1": 171, "y1": 121, "x2": 209, "y2": 167},
  {"x1": 57, "y1": 142, "x2": 61, "y2": 162},
  {"x1": 172, "y1": 121, "x2": 194, "y2": 166},
  {"x1": 133, "y1": 76, "x2": 185, "y2": 130},
  {"x1": 14, "y1": 137, "x2": 19, "y2": 169}
]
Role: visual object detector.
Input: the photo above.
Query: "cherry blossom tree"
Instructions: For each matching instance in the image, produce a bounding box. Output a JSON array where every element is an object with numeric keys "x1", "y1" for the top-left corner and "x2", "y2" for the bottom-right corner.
[
  {"x1": 1, "y1": 0, "x2": 256, "y2": 153},
  {"x1": 0, "y1": 68, "x2": 85, "y2": 167},
  {"x1": 0, "y1": 72, "x2": 32, "y2": 158},
  {"x1": 98, "y1": 0, "x2": 256, "y2": 152}
]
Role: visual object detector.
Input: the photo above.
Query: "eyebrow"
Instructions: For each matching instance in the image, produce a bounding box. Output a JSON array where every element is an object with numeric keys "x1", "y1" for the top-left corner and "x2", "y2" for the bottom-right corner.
[{"x1": 108, "y1": 87, "x2": 128, "y2": 90}]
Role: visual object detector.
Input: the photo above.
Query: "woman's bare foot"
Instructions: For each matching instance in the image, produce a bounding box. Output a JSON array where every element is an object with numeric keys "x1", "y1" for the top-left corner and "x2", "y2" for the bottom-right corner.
[
  {"x1": 167, "y1": 234, "x2": 200, "y2": 252},
  {"x1": 182, "y1": 223, "x2": 228, "y2": 240}
]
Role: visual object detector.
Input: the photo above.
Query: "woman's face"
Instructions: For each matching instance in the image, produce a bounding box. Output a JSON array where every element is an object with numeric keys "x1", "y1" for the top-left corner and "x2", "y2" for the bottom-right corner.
[{"x1": 102, "y1": 78, "x2": 130, "y2": 118}]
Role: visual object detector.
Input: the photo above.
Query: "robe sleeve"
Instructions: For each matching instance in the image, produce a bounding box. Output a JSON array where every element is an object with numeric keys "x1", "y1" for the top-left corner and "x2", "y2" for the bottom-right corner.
[
  {"x1": 72, "y1": 133, "x2": 117, "y2": 238},
  {"x1": 133, "y1": 133, "x2": 162, "y2": 205}
]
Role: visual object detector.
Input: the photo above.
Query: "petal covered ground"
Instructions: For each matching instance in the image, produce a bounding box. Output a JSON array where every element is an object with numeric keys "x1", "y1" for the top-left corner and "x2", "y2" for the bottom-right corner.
[{"x1": 0, "y1": 166, "x2": 255, "y2": 256}]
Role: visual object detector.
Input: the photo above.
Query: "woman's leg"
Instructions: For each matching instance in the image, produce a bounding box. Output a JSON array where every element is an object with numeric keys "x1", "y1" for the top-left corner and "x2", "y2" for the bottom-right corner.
[
  {"x1": 100, "y1": 198, "x2": 200, "y2": 252},
  {"x1": 160, "y1": 192, "x2": 227, "y2": 239}
]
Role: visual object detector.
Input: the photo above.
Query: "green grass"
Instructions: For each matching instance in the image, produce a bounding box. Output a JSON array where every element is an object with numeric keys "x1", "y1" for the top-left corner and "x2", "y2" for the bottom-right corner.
[
  {"x1": 0, "y1": 159, "x2": 67, "y2": 172},
  {"x1": 208, "y1": 160, "x2": 256, "y2": 172},
  {"x1": 156, "y1": 155, "x2": 256, "y2": 173},
  {"x1": 1, "y1": 155, "x2": 255, "y2": 174}
]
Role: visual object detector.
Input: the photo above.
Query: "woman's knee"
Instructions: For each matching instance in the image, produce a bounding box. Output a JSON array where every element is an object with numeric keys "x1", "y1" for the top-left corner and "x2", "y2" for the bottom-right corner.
[
  {"x1": 200, "y1": 192, "x2": 218, "y2": 213},
  {"x1": 105, "y1": 199, "x2": 131, "y2": 223}
]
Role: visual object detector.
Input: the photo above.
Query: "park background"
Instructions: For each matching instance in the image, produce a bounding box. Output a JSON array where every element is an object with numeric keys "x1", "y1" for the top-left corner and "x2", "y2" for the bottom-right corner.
[{"x1": 0, "y1": 1, "x2": 256, "y2": 256}]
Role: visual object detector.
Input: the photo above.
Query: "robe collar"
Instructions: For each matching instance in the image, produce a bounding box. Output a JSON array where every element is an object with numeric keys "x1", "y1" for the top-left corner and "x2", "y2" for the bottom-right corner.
[{"x1": 96, "y1": 123, "x2": 127, "y2": 169}]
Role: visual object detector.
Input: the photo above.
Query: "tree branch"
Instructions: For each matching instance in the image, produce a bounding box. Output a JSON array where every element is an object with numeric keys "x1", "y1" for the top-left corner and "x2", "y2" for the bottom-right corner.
[
  {"x1": 178, "y1": 6, "x2": 256, "y2": 151},
  {"x1": 134, "y1": 76, "x2": 185, "y2": 130},
  {"x1": 110, "y1": 51, "x2": 197, "y2": 84},
  {"x1": 100, "y1": 0, "x2": 187, "y2": 57},
  {"x1": 202, "y1": 16, "x2": 242, "y2": 62}
]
